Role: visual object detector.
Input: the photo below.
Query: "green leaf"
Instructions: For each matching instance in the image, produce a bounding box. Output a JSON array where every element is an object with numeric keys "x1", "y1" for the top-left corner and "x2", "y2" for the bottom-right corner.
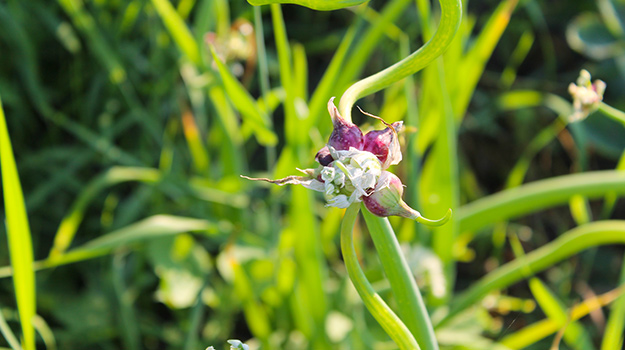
[
  {"x1": 439, "y1": 220, "x2": 625, "y2": 327},
  {"x1": 49, "y1": 167, "x2": 162, "y2": 258},
  {"x1": 0, "y1": 215, "x2": 228, "y2": 279},
  {"x1": 150, "y1": 0, "x2": 201, "y2": 65},
  {"x1": 209, "y1": 47, "x2": 278, "y2": 146},
  {"x1": 0, "y1": 96, "x2": 36, "y2": 350},
  {"x1": 528, "y1": 278, "x2": 595, "y2": 350},
  {"x1": 79, "y1": 215, "x2": 223, "y2": 252}
]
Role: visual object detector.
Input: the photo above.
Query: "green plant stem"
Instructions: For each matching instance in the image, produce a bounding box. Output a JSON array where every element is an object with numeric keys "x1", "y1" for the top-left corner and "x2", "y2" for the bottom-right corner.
[
  {"x1": 598, "y1": 102, "x2": 625, "y2": 127},
  {"x1": 338, "y1": 0, "x2": 462, "y2": 122},
  {"x1": 438, "y1": 220, "x2": 625, "y2": 327},
  {"x1": 457, "y1": 170, "x2": 625, "y2": 233},
  {"x1": 601, "y1": 257, "x2": 625, "y2": 350},
  {"x1": 0, "y1": 308, "x2": 22, "y2": 350},
  {"x1": 361, "y1": 207, "x2": 439, "y2": 350},
  {"x1": 340, "y1": 204, "x2": 420, "y2": 350}
]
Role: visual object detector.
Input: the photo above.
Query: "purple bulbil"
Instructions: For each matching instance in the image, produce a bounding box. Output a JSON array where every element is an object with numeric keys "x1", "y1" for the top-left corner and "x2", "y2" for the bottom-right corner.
[
  {"x1": 363, "y1": 121, "x2": 403, "y2": 167},
  {"x1": 327, "y1": 97, "x2": 363, "y2": 151},
  {"x1": 315, "y1": 146, "x2": 334, "y2": 166},
  {"x1": 362, "y1": 171, "x2": 413, "y2": 218}
]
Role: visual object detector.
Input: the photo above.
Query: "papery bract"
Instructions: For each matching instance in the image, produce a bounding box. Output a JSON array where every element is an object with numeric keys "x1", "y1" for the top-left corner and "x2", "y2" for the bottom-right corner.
[{"x1": 363, "y1": 121, "x2": 403, "y2": 168}]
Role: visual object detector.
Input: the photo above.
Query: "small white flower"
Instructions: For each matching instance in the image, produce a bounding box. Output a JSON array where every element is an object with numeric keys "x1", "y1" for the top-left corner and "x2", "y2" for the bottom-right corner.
[
  {"x1": 568, "y1": 69, "x2": 606, "y2": 122},
  {"x1": 318, "y1": 147, "x2": 382, "y2": 208},
  {"x1": 327, "y1": 194, "x2": 351, "y2": 208},
  {"x1": 320, "y1": 166, "x2": 336, "y2": 182},
  {"x1": 228, "y1": 339, "x2": 250, "y2": 350}
]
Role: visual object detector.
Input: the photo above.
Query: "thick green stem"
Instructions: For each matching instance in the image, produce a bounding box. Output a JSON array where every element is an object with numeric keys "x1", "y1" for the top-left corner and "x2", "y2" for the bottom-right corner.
[
  {"x1": 438, "y1": 220, "x2": 625, "y2": 327},
  {"x1": 362, "y1": 207, "x2": 439, "y2": 350},
  {"x1": 457, "y1": 170, "x2": 625, "y2": 233},
  {"x1": 601, "y1": 257, "x2": 625, "y2": 350},
  {"x1": 338, "y1": 0, "x2": 462, "y2": 122},
  {"x1": 598, "y1": 102, "x2": 625, "y2": 127},
  {"x1": 340, "y1": 204, "x2": 420, "y2": 350}
]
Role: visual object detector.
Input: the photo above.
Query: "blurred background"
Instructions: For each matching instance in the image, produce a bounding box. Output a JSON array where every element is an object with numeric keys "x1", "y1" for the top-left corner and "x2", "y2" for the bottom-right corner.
[{"x1": 0, "y1": 0, "x2": 624, "y2": 349}]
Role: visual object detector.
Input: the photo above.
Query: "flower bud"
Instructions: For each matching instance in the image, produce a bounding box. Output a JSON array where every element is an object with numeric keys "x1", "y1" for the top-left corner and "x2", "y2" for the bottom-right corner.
[
  {"x1": 362, "y1": 121, "x2": 403, "y2": 168},
  {"x1": 315, "y1": 146, "x2": 334, "y2": 166},
  {"x1": 568, "y1": 69, "x2": 606, "y2": 122},
  {"x1": 363, "y1": 172, "x2": 451, "y2": 226},
  {"x1": 327, "y1": 97, "x2": 364, "y2": 150}
]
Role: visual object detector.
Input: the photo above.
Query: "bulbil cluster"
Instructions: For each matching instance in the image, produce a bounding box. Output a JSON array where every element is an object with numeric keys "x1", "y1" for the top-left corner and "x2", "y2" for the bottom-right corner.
[{"x1": 243, "y1": 98, "x2": 451, "y2": 226}]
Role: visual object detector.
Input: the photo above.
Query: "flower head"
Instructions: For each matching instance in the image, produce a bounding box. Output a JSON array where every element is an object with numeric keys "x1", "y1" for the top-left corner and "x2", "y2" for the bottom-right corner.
[
  {"x1": 568, "y1": 69, "x2": 606, "y2": 122},
  {"x1": 242, "y1": 97, "x2": 451, "y2": 225}
]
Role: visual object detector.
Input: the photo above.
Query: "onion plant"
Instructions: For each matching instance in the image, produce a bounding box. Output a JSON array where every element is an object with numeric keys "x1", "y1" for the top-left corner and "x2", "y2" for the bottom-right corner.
[{"x1": 1, "y1": 0, "x2": 625, "y2": 349}]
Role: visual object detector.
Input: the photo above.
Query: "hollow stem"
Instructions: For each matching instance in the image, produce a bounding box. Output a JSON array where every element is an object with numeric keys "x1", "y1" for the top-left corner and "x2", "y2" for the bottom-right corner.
[
  {"x1": 362, "y1": 206, "x2": 439, "y2": 350},
  {"x1": 457, "y1": 170, "x2": 625, "y2": 233},
  {"x1": 414, "y1": 208, "x2": 452, "y2": 227},
  {"x1": 438, "y1": 220, "x2": 625, "y2": 327},
  {"x1": 598, "y1": 102, "x2": 625, "y2": 127},
  {"x1": 338, "y1": 0, "x2": 462, "y2": 122},
  {"x1": 340, "y1": 204, "x2": 420, "y2": 350}
]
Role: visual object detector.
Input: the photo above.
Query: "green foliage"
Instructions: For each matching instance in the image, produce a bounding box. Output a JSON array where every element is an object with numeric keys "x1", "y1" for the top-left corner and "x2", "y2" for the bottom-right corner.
[{"x1": 0, "y1": 0, "x2": 624, "y2": 349}]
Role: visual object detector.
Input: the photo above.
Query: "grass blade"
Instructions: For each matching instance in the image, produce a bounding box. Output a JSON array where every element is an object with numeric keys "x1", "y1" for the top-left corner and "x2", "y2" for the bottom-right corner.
[
  {"x1": 501, "y1": 285, "x2": 625, "y2": 349},
  {"x1": 528, "y1": 278, "x2": 595, "y2": 350},
  {"x1": 439, "y1": 220, "x2": 625, "y2": 327},
  {"x1": 209, "y1": 47, "x2": 278, "y2": 146},
  {"x1": 49, "y1": 167, "x2": 162, "y2": 259},
  {"x1": 601, "y1": 258, "x2": 625, "y2": 350},
  {"x1": 150, "y1": 0, "x2": 201, "y2": 65},
  {"x1": 0, "y1": 97, "x2": 36, "y2": 350},
  {"x1": 0, "y1": 307, "x2": 22, "y2": 350},
  {"x1": 0, "y1": 215, "x2": 228, "y2": 279}
]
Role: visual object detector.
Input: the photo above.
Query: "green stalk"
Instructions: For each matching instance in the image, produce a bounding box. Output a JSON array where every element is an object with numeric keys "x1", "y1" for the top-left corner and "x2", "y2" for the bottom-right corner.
[
  {"x1": 601, "y1": 257, "x2": 625, "y2": 350},
  {"x1": 598, "y1": 102, "x2": 625, "y2": 127},
  {"x1": 438, "y1": 220, "x2": 625, "y2": 327},
  {"x1": 457, "y1": 170, "x2": 625, "y2": 233},
  {"x1": 338, "y1": 0, "x2": 462, "y2": 122},
  {"x1": 0, "y1": 308, "x2": 21, "y2": 350},
  {"x1": 340, "y1": 204, "x2": 419, "y2": 350},
  {"x1": 362, "y1": 207, "x2": 439, "y2": 350}
]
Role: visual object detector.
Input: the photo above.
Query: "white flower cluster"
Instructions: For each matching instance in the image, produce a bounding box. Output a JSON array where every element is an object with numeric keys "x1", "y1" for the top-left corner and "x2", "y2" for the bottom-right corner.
[
  {"x1": 568, "y1": 69, "x2": 606, "y2": 122},
  {"x1": 306, "y1": 147, "x2": 382, "y2": 209}
]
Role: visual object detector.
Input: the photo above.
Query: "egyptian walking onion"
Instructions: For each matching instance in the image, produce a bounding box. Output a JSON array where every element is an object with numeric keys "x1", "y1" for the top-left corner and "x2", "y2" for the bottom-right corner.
[{"x1": 243, "y1": 98, "x2": 451, "y2": 226}]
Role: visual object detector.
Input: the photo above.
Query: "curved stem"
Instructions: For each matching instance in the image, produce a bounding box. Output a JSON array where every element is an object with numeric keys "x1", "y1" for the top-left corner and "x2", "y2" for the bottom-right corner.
[
  {"x1": 598, "y1": 102, "x2": 625, "y2": 127},
  {"x1": 340, "y1": 204, "x2": 420, "y2": 350},
  {"x1": 415, "y1": 208, "x2": 452, "y2": 227},
  {"x1": 362, "y1": 207, "x2": 439, "y2": 350},
  {"x1": 437, "y1": 220, "x2": 625, "y2": 327},
  {"x1": 338, "y1": 0, "x2": 462, "y2": 122},
  {"x1": 457, "y1": 170, "x2": 625, "y2": 233}
]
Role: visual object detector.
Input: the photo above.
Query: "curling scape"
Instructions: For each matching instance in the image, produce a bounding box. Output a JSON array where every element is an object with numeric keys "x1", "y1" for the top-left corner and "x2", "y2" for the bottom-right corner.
[{"x1": 243, "y1": 97, "x2": 451, "y2": 226}]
